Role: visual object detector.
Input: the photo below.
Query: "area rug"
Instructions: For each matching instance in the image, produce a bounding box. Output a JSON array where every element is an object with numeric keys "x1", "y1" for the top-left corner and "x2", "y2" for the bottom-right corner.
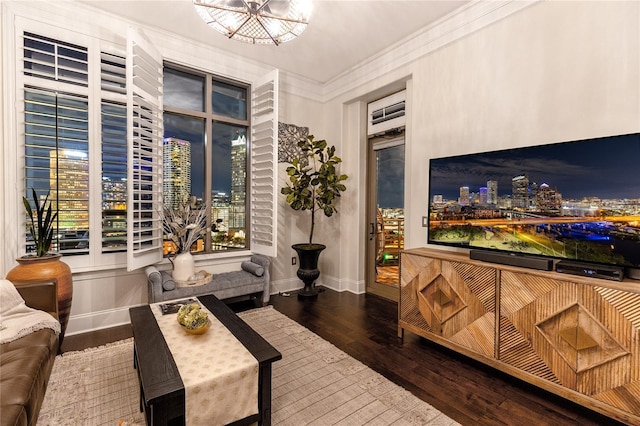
[{"x1": 38, "y1": 306, "x2": 460, "y2": 425}]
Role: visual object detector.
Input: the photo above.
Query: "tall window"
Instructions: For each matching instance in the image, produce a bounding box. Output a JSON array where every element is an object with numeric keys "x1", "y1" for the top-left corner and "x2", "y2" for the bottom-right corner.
[
  {"x1": 23, "y1": 33, "x2": 91, "y2": 255},
  {"x1": 22, "y1": 31, "x2": 130, "y2": 260},
  {"x1": 163, "y1": 65, "x2": 250, "y2": 254}
]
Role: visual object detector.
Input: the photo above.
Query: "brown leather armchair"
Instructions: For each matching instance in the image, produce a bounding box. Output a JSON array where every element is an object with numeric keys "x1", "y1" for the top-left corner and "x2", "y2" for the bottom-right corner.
[{"x1": 1, "y1": 280, "x2": 60, "y2": 426}]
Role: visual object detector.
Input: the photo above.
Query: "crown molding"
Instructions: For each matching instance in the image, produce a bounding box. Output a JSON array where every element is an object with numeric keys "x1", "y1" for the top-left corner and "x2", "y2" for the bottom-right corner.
[
  {"x1": 280, "y1": 0, "x2": 542, "y2": 103},
  {"x1": 4, "y1": 1, "x2": 542, "y2": 104}
]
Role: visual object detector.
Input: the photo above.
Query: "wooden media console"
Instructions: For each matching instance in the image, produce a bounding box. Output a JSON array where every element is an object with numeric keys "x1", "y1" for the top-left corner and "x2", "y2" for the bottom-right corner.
[{"x1": 399, "y1": 247, "x2": 640, "y2": 425}]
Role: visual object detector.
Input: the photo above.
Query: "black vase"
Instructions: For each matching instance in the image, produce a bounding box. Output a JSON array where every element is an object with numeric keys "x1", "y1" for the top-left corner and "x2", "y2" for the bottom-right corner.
[{"x1": 292, "y1": 243, "x2": 326, "y2": 299}]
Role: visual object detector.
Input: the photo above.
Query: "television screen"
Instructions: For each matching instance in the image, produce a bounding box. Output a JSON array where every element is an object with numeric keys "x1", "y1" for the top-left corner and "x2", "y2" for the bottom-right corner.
[{"x1": 427, "y1": 133, "x2": 640, "y2": 270}]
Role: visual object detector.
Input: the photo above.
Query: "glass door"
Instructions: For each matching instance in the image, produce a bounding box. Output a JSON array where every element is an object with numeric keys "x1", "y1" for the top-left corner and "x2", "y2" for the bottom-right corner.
[{"x1": 366, "y1": 136, "x2": 405, "y2": 300}]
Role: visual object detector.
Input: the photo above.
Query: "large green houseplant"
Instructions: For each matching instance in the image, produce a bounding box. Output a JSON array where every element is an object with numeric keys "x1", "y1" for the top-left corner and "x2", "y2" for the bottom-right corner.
[{"x1": 281, "y1": 135, "x2": 348, "y2": 298}]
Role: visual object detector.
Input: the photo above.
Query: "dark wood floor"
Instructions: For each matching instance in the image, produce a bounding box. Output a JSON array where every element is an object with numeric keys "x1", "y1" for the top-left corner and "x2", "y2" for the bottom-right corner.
[{"x1": 63, "y1": 288, "x2": 626, "y2": 425}]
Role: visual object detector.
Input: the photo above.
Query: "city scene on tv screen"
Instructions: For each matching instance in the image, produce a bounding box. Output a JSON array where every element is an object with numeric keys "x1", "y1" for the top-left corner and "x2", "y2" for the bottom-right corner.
[{"x1": 428, "y1": 133, "x2": 640, "y2": 268}]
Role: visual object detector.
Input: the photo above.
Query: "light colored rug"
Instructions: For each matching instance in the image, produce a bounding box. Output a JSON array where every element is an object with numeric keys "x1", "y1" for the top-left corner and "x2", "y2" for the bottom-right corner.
[{"x1": 38, "y1": 306, "x2": 460, "y2": 425}]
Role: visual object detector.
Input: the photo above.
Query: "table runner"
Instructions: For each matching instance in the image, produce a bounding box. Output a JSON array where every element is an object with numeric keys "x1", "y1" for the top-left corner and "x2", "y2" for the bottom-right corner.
[{"x1": 151, "y1": 299, "x2": 259, "y2": 425}]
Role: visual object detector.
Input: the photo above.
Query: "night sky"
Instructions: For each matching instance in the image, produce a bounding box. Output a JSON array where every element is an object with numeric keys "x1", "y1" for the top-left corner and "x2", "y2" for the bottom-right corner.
[
  {"x1": 429, "y1": 133, "x2": 640, "y2": 201},
  {"x1": 163, "y1": 69, "x2": 245, "y2": 199},
  {"x1": 377, "y1": 144, "x2": 405, "y2": 208}
]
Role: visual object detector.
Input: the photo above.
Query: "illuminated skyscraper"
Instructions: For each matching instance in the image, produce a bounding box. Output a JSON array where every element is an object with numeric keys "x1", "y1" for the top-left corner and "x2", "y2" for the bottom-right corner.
[
  {"x1": 512, "y1": 174, "x2": 529, "y2": 209},
  {"x1": 536, "y1": 183, "x2": 562, "y2": 212},
  {"x1": 479, "y1": 187, "x2": 488, "y2": 204},
  {"x1": 163, "y1": 137, "x2": 191, "y2": 209},
  {"x1": 50, "y1": 149, "x2": 89, "y2": 231},
  {"x1": 459, "y1": 186, "x2": 470, "y2": 206},
  {"x1": 211, "y1": 190, "x2": 230, "y2": 231},
  {"x1": 487, "y1": 180, "x2": 498, "y2": 205},
  {"x1": 229, "y1": 134, "x2": 247, "y2": 230}
]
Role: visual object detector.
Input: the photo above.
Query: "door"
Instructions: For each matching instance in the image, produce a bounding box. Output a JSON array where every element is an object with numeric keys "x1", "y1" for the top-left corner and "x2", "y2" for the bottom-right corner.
[{"x1": 366, "y1": 135, "x2": 405, "y2": 300}]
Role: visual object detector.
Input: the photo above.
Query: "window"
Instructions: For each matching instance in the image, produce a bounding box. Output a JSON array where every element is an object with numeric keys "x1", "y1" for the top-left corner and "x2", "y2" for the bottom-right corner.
[
  {"x1": 20, "y1": 28, "x2": 142, "y2": 267},
  {"x1": 22, "y1": 32, "x2": 91, "y2": 256},
  {"x1": 24, "y1": 88, "x2": 90, "y2": 254},
  {"x1": 163, "y1": 65, "x2": 250, "y2": 254},
  {"x1": 17, "y1": 26, "x2": 278, "y2": 270}
]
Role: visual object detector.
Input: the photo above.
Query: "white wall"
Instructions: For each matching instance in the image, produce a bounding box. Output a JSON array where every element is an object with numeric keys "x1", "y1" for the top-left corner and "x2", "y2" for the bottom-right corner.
[
  {"x1": 404, "y1": 0, "x2": 639, "y2": 251},
  {"x1": 311, "y1": 0, "x2": 639, "y2": 294},
  {"x1": 272, "y1": 94, "x2": 325, "y2": 294}
]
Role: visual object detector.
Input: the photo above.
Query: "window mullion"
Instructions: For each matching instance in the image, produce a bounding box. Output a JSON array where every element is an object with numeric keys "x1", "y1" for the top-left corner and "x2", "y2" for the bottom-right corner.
[
  {"x1": 204, "y1": 76, "x2": 213, "y2": 251},
  {"x1": 86, "y1": 37, "x2": 101, "y2": 263}
]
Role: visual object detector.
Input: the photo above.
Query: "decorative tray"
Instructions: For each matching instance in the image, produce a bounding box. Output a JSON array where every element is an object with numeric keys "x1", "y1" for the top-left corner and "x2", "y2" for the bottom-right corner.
[{"x1": 175, "y1": 270, "x2": 212, "y2": 288}]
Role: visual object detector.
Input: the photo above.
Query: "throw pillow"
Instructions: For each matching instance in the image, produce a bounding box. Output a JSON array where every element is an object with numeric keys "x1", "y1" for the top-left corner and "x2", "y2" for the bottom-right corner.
[
  {"x1": 145, "y1": 266, "x2": 161, "y2": 288},
  {"x1": 241, "y1": 261, "x2": 264, "y2": 277},
  {"x1": 160, "y1": 271, "x2": 176, "y2": 291}
]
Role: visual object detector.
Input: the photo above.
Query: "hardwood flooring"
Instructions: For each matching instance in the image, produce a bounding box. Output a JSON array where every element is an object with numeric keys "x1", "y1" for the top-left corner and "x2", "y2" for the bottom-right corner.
[
  {"x1": 62, "y1": 288, "x2": 626, "y2": 425},
  {"x1": 269, "y1": 288, "x2": 625, "y2": 426}
]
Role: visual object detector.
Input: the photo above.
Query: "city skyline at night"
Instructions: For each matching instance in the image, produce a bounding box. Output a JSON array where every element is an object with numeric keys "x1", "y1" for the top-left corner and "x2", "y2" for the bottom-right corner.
[
  {"x1": 429, "y1": 133, "x2": 640, "y2": 202},
  {"x1": 428, "y1": 133, "x2": 640, "y2": 269}
]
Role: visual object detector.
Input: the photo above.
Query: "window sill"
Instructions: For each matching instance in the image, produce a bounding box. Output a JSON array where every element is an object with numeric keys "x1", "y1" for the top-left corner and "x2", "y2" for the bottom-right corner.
[{"x1": 67, "y1": 249, "x2": 255, "y2": 275}]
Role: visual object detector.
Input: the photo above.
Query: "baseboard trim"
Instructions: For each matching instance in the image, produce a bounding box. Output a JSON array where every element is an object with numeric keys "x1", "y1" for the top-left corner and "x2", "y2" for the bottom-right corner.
[{"x1": 66, "y1": 306, "x2": 135, "y2": 337}]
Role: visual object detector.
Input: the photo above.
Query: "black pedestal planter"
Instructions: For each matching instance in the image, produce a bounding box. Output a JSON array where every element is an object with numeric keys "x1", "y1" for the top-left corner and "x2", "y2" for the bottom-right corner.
[{"x1": 292, "y1": 243, "x2": 326, "y2": 299}]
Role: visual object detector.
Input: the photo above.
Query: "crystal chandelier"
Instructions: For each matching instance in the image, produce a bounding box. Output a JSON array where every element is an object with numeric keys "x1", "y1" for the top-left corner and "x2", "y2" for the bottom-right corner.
[{"x1": 193, "y1": 0, "x2": 312, "y2": 46}]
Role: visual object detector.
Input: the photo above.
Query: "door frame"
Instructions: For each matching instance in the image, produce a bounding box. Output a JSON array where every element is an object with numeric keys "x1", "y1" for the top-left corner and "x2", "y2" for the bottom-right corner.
[{"x1": 365, "y1": 134, "x2": 405, "y2": 301}]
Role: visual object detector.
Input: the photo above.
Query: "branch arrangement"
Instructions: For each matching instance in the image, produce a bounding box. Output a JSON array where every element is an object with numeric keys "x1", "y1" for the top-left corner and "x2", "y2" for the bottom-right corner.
[{"x1": 160, "y1": 203, "x2": 208, "y2": 254}]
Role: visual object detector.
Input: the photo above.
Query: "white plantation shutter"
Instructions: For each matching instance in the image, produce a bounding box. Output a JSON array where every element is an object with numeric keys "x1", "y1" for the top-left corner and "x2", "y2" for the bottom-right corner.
[
  {"x1": 250, "y1": 69, "x2": 278, "y2": 257},
  {"x1": 23, "y1": 32, "x2": 89, "y2": 87},
  {"x1": 126, "y1": 28, "x2": 163, "y2": 271},
  {"x1": 100, "y1": 51, "x2": 126, "y2": 95},
  {"x1": 100, "y1": 49, "x2": 128, "y2": 253}
]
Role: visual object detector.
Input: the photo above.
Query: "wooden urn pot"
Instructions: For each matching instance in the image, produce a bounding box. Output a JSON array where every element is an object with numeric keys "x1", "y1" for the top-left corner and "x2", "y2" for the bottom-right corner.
[{"x1": 6, "y1": 254, "x2": 73, "y2": 346}]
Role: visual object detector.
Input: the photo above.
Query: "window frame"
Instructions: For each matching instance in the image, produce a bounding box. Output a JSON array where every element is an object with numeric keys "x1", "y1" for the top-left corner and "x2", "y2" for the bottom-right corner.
[
  {"x1": 162, "y1": 62, "x2": 252, "y2": 255},
  {"x1": 12, "y1": 19, "x2": 129, "y2": 272},
  {"x1": 6, "y1": 12, "x2": 278, "y2": 274}
]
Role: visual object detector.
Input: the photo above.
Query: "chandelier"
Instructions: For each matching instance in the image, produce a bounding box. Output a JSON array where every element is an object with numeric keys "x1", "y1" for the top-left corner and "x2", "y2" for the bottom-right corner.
[{"x1": 193, "y1": 0, "x2": 312, "y2": 46}]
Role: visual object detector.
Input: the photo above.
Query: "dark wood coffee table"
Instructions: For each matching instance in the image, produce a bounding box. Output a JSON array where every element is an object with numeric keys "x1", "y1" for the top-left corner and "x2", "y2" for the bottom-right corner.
[{"x1": 129, "y1": 294, "x2": 281, "y2": 426}]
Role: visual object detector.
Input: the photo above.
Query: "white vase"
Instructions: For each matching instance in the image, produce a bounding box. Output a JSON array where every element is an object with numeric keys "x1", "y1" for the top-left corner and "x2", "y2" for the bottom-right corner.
[{"x1": 173, "y1": 252, "x2": 195, "y2": 282}]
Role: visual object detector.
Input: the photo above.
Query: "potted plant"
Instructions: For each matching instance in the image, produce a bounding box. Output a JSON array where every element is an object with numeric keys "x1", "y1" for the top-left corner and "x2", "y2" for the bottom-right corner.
[
  {"x1": 281, "y1": 135, "x2": 348, "y2": 298},
  {"x1": 6, "y1": 188, "x2": 73, "y2": 346}
]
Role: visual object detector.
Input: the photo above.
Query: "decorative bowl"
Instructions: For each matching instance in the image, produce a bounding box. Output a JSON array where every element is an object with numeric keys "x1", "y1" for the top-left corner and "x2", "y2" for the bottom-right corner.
[
  {"x1": 180, "y1": 320, "x2": 210, "y2": 335},
  {"x1": 176, "y1": 303, "x2": 210, "y2": 334}
]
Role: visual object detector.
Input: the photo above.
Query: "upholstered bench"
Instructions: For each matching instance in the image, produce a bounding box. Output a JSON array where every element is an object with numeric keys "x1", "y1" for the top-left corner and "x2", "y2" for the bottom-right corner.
[{"x1": 146, "y1": 254, "x2": 270, "y2": 306}]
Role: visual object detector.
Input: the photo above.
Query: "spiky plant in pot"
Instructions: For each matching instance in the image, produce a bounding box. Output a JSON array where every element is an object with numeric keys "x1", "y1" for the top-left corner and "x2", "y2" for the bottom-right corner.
[{"x1": 23, "y1": 188, "x2": 57, "y2": 256}]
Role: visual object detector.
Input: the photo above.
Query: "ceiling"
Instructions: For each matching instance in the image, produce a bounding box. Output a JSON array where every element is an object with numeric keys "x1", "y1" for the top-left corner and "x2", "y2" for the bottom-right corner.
[{"x1": 79, "y1": 0, "x2": 471, "y2": 84}]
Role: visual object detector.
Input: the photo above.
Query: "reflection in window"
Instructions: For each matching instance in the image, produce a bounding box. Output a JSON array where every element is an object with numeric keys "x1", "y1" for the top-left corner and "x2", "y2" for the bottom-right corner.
[
  {"x1": 163, "y1": 67, "x2": 205, "y2": 112},
  {"x1": 212, "y1": 80, "x2": 247, "y2": 120}
]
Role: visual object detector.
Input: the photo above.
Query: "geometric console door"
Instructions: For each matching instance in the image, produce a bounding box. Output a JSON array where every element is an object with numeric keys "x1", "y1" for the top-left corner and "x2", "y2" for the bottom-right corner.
[
  {"x1": 400, "y1": 248, "x2": 640, "y2": 425},
  {"x1": 399, "y1": 250, "x2": 496, "y2": 358}
]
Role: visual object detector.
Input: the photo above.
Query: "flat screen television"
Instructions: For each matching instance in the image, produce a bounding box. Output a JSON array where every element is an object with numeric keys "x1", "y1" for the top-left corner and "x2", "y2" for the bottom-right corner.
[{"x1": 427, "y1": 132, "x2": 640, "y2": 273}]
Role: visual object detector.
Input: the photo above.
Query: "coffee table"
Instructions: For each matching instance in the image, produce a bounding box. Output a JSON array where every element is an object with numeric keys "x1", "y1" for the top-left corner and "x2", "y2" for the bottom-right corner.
[{"x1": 129, "y1": 294, "x2": 281, "y2": 426}]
